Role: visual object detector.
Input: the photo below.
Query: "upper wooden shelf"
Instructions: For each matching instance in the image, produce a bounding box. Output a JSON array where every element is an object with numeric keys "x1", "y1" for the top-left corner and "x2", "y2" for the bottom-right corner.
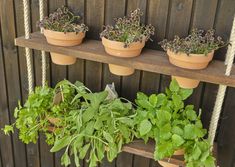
[{"x1": 15, "y1": 32, "x2": 235, "y2": 87}]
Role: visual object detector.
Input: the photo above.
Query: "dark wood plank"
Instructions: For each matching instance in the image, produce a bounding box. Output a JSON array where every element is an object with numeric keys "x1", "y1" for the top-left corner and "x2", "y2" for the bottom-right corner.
[
  {"x1": 67, "y1": 0, "x2": 85, "y2": 85},
  {"x1": 0, "y1": 1, "x2": 28, "y2": 167},
  {"x1": 15, "y1": 33, "x2": 235, "y2": 88},
  {"x1": 141, "y1": 0, "x2": 170, "y2": 95},
  {"x1": 186, "y1": 0, "x2": 218, "y2": 111},
  {"x1": 49, "y1": 2, "x2": 67, "y2": 167},
  {"x1": 0, "y1": 16, "x2": 15, "y2": 167},
  {"x1": 101, "y1": 0, "x2": 125, "y2": 94},
  {"x1": 29, "y1": 1, "x2": 54, "y2": 166},
  {"x1": 160, "y1": 0, "x2": 193, "y2": 92},
  {"x1": 116, "y1": 152, "x2": 133, "y2": 167},
  {"x1": 84, "y1": 0, "x2": 104, "y2": 92}
]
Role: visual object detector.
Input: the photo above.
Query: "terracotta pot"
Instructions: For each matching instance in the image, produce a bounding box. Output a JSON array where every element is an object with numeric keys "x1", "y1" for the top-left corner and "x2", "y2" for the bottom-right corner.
[
  {"x1": 102, "y1": 37, "x2": 145, "y2": 76},
  {"x1": 44, "y1": 29, "x2": 85, "y2": 65},
  {"x1": 167, "y1": 50, "x2": 214, "y2": 88},
  {"x1": 158, "y1": 149, "x2": 184, "y2": 167}
]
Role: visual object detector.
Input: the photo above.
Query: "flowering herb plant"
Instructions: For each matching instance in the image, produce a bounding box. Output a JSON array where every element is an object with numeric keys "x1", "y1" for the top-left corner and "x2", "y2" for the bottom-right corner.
[
  {"x1": 37, "y1": 6, "x2": 88, "y2": 33},
  {"x1": 159, "y1": 29, "x2": 225, "y2": 55},
  {"x1": 100, "y1": 8, "x2": 155, "y2": 47}
]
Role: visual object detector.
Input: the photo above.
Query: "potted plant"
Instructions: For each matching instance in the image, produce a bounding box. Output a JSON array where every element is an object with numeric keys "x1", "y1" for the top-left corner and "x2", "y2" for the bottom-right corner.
[
  {"x1": 134, "y1": 80, "x2": 215, "y2": 167},
  {"x1": 159, "y1": 29, "x2": 225, "y2": 88},
  {"x1": 38, "y1": 6, "x2": 88, "y2": 65},
  {"x1": 100, "y1": 8, "x2": 155, "y2": 76},
  {"x1": 3, "y1": 80, "x2": 136, "y2": 167}
]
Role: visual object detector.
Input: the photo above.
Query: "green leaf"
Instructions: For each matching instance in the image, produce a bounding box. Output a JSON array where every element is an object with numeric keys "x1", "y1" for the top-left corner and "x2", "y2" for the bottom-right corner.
[
  {"x1": 136, "y1": 99, "x2": 153, "y2": 110},
  {"x1": 172, "y1": 134, "x2": 185, "y2": 147},
  {"x1": 103, "y1": 131, "x2": 114, "y2": 143},
  {"x1": 149, "y1": 94, "x2": 158, "y2": 107},
  {"x1": 170, "y1": 79, "x2": 180, "y2": 92},
  {"x1": 172, "y1": 126, "x2": 184, "y2": 136},
  {"x1": 79, "y1": 143, "x2": 90, "y2": 159},
  {"x1": 192, "y1": 146, "x2": 202, "y2": 160},
  {"x1": 172, "y1": 94, "x2": 183, "y2": 108},
  {"x1": 154, "y1": 142, "x2": 174, "y2": 160},
  {"x1": 204, "y1": 156, "x2": 215, "y2": 167},
  {"x1": 61, "y1": 152, "x2": 71, "y2": 166},
  {"x1": 94, "y1": 119, "x2": 103, "y2": 130},
  {"x1": 136, "y1": 92, "x2": 148, "y2": 100},
  {"x1": 156, "y1": 110, "x2": 171, "y2": 125},
  {"x1": 73, "y1": 145, "x2": 80, "y2": 167},
  {"x1": 50, "y1": 136, "x2": 71, "y2": 152},
  {"x1": 85, "y1": 121, "x2": 95, "y2": 135},
  {"x1": 139, "y1": 119, "x2": 152, "y2": 136},
  {"x1": 179, "y1": 88, "x2": 193, "y2": 100},
  {"x1": 3, "y1": 125, "x2": 14, "y2": 135},
  {"x1": 184, "y1": 125, "x2": 197, "y2": 140},
  {"x1": 82, "y1": 107, "x2": 95, "y2": 123},
  {"x1": 186, "y1": 109, "x2": 197, "y2": 121}
]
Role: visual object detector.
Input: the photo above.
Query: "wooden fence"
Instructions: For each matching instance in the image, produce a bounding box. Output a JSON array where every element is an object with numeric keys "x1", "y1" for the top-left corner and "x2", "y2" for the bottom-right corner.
[{"x1": 0, "y1": 0, "x2": 235, "y2": 167}]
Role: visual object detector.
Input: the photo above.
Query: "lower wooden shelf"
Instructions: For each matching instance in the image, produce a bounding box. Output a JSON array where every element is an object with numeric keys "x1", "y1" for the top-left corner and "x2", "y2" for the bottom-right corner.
[
  {"x1": 15, "y1": 32, "x2": 235, "y2": 88},
  {"x1": 122, "y1": 140, "x2": 185, "y2": 166}
]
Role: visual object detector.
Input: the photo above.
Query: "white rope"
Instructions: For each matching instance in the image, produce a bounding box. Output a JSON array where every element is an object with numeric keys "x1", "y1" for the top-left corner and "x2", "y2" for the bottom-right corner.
[
  {"x1": 39, "y1": 0, "x2": 46, "y2": 87},
  {"x1": 208, "y1": 15, "x2": 235, "y2": 145},
  {"x1": 23, "y1": 0, "x2": 34, "y2": 93}
]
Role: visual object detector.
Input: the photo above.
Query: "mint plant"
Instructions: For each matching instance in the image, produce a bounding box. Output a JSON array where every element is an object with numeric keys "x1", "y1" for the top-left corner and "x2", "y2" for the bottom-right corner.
[{"x1": 134, "y1": 80, "x2": 215, "y2": 167}]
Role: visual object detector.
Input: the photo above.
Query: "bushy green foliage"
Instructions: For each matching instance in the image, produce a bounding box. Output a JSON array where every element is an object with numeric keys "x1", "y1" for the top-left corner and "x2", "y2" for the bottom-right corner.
[
  {"x1": 37, "y1": 6, "x2": 88, "y2": 33},
  {"x1": 134, "y1": 80, "x2": 215, "y2": 167},
  {"x1": 100, "y1": 8, "x2": 155, "y2": 47},
  {"x1": 159, "y1": 29, "x2": 225, "y2": 55}
]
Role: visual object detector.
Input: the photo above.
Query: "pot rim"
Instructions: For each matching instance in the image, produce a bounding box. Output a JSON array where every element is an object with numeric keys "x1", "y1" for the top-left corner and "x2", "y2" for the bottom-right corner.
[
  {"x1": 101, "y1": 37, "x2": 146, "y2": 50},
  {"x1": 167, "y1": 49, "x2": 214, "y2": 57},
  {"x1": 44, "y1": 29, "x2": 85, "y2": 40}
]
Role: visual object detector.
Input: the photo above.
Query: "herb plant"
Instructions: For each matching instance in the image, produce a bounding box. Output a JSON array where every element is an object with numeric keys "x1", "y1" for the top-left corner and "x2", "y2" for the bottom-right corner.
[
  {"x1": 100, "y1": 8, "x2": 155, "y2": 47},
  {"x1": 3, "y1": 80, "x2": 136, "y2": 167},
  {"x1": 134, "y1": 80, "x2": 215, "y2": 167},
  {"x1": 159, "y1": 29, "x2": 225, "y2": 55},
  {"x1": 37, "y1": 6, "x2": 88, "y2": 33}
]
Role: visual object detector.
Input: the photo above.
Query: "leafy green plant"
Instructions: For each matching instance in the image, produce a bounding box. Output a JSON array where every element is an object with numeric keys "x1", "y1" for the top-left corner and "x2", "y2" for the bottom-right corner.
[
  {"x1": 134, "y1": 80, "x2": 215, "y2": 167},
  {"x1": 37, "y1": 6, "x2": 88, "y2": 33},
  {"x1": 3, "y1": 80, "x2": 136, "y2": 167},
  {"x1": 159, "y1": 29, "x2": 225, "y2": 55},
  {"x1": 100, "y1": 8, "x2": 155, "y2": 47}
]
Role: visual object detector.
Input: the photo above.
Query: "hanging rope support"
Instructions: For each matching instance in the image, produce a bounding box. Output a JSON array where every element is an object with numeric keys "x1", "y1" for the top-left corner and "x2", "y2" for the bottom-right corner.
[
  {"x1": 23, "y1": 0, "x2": 34, "y2": 93},
  {"x1": 208, "y1": 15, "x2": 235, "y2": 145},
  {"x1": 39, "y1": 0, "x2": 47, "y2": 87}
]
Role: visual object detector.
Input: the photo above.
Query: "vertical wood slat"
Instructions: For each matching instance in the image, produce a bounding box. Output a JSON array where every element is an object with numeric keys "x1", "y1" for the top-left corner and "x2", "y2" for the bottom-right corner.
[
  {"x1": 101, "y1": 0, "x2": 125, "y2": 95},
  {"x1": 49, "y1": 2, "x2": 67, "y2": 167},
  {"x1": 29, "y1": 0, "x2": 54, "y2": 167},
  {"x1": 85, "y1": 0, "x2": 104, "y2": 92},
  {"x1": 0, "y1": 1, "x2": 28, "y2": 167},
  {"x1": 67, "y1": 0, "x2": 85, "y2": 84},
  {"x1": 0, "y1": 16, "x2": 15, "y2": 167}
]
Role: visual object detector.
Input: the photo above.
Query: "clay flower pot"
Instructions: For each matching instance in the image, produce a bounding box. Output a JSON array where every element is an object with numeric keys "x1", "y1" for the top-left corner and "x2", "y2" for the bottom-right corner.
[
  {"x1": 46, "y1": 116, "x2": 61, "y2": 132},
  {"x1": 44, "y1": 29, "x2": 85, "y2": 65},
  {"x1": 167, "y1": 50, "x2": 214, "y2": 88},
  {"x1": 158, "y1": 149, "x2": 185, "y2": 167},
  {"x1": 102, "y1": 37, "x2": 145, "y2": 76}
]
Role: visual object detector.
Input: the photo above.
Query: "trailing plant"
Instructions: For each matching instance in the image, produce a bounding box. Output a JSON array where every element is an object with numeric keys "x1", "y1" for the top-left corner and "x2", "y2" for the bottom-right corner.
[
  {"x1": 134, "y1": 80, "x2": 215, "y2": 167},
  {"x1": 100, "y1": 8, "x2": 155, "y2": 47},
  {"x1": 37, "y1": 6, "x2": 88, "y2": 33},
  {"x1": 159, "y1": 29, "x2": 225, "y2": 55},
  {"x1": 3, "y1": 80, "x2": 136, "y2": 167}
]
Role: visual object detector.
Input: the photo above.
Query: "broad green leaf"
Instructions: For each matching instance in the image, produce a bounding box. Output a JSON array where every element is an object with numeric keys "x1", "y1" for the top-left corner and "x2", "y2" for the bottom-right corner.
[
  {"x1": 192, "y1": 146, "x2": 202, "y2": 160},
  {"x1": 184, "y1": 125, "x2": 197, "y2": 140},
  {"x1": 154, "y1": 142, "x2": 174, "y2": 160},
  {"x1": 50, "y1": 136, "x2": 71, "y2": 152},
  {"x1": 73, "y1": 145, "x2": 80, "y2": 167},
  {"x1": 103, "y1": 131, "x2": 114, "y2": 143},
  {"x1": 179, "y1": 88, "x2": 193, "y2": 100},
  {"x1": 94, "y1": 119, "x2": 103, "y2": 130},
  {"x1": 172, "y1": 134, "x2": 185, "y2": 147},
  {"x1": 156, "y1": 110, "x2": 171, "y2": 125},
  {"x1": 204, "y1": 156, "x2": 215, "y2": 167},
  {"x1": 160, "y1": 123, "x2": 172, "y2": 140},
  {"x1": 172, "y1": 94, "x2": 183, "y2": 108},
  {"x1": 61, "y1": 152, "x2": 71, "y2": 166},
  {"x1": 186, "y1": 110, "x2": 197, "y2": 121},
  {"x1": 82, "y1": 107, "x2": 95, "y2": 123},
  {"x1": 79, "y1": 143, "x2": 90, "y2": 159},
  {"x1": 85, "y1": 121, "x2": 95, "y2": 135},
  {"x1": 136, "y1": 92, "x2": 148, "y2": 100},
  {"x1": 136, "y1": 99, "x2": 153, "y2": 110},
  {"x1": 139, "y1": 119, "x2": 152, "y2": 136},
  {"x1": 172, "y1": 126, "x2": 183, "y2": 136},
  {"x1": 149, "y1": 94, "x2": 158, "y2": 107},
  {"x1": 170, "y1": 79, "x2": 180, "y2": 92}
]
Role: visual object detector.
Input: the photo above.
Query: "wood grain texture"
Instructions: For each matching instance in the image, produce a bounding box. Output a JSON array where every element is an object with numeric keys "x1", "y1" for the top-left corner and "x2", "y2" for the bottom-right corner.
[
  {"x1": 15, "y1": 33, "x2": 235, "y2": 88},
  {"x1": 0, "y1": 1, "x2": 27, "y2": 167},
  {"x1": 0, "y1": 17, "x2": 15, "y2": 167}
]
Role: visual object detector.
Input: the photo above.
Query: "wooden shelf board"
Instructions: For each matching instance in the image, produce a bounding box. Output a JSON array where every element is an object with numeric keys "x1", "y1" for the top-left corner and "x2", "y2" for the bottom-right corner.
[
  {"x1": 15, "y1": 32, "x2": 235, "y2": 87},
  {"x1": 122, "y1": 140, "x2": 185, "y2": 166}
]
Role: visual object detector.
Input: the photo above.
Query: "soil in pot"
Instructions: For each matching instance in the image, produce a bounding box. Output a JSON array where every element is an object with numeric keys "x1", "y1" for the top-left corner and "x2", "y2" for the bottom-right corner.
[
  {"x1": 102, "y1": 37, "x2": 145, "y2": 76},
  {"x1": 167, "y1": 50, "x2": 214, "y2": 88},
  {"x1": 44, "y1": 29, "x2": 85, "y2": 65}
]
